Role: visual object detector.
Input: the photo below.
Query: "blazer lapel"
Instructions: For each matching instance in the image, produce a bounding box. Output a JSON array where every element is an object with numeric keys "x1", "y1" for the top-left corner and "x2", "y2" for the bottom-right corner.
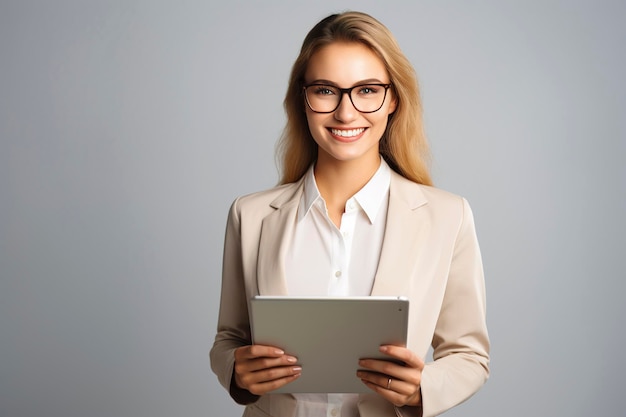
[
  {"x1": 371, "y1": 171, "x2": 429, "y2": 296},
  {"x1": 256, "y1": 181, "x2": 304, "y2": 295}
]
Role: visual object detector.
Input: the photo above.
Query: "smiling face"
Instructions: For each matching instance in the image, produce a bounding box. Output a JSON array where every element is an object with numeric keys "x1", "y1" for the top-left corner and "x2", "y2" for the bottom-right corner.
[{"x1": 304, "y1": 42, "x2": 396, "y2": 170}]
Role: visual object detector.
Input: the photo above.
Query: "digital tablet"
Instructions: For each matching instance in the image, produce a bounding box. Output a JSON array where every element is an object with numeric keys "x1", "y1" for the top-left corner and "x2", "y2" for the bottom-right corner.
[{"x1": 250, "y1": 295, "x2": 409, "y2": 393}]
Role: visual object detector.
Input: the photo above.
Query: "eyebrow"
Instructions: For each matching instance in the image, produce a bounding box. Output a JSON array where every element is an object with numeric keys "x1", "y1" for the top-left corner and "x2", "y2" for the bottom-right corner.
[{"x1": 306, "y1": 78, "x2": 389, "y2": 86}]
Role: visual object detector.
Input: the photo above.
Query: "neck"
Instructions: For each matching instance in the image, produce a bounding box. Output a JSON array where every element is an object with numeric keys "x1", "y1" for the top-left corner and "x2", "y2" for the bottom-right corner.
[{"x1": 314, "y1": 153, "x2": 381, "y2": 210}]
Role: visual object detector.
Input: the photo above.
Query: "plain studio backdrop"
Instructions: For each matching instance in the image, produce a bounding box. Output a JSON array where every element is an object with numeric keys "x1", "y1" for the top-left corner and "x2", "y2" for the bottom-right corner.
[{"x1": 1, "y1": 1, "x2": 624, "y2": 416}]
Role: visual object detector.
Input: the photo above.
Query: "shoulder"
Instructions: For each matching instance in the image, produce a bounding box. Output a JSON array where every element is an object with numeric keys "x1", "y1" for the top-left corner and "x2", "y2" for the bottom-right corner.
[
  {"x1": 390, "y1": 170, "x2": 467, "y2": 209},
  {"x1": 389, "y1": 171, "x2": 477, "y2": 235},
  {"x1": 229, "y1": 179, "x2": 304, "y2": 217}
]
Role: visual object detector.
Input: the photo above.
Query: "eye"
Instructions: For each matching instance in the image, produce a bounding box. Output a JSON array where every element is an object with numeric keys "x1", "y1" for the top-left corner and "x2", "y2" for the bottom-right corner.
[
  {"x1": 357, "y1": 85, "x2": 380, "y2": 95},
  {"x1": 312, "y1": 85, "x2": 337, "y2": 96}
]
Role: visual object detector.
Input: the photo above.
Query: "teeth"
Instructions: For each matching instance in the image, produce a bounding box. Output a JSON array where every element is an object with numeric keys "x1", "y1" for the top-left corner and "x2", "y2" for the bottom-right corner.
[{"x1": 331, "y1": 128, "x2": 365, "y2": 137}]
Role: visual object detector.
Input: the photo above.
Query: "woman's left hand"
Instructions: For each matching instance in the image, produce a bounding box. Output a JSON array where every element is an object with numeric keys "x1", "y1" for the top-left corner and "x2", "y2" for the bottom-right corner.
[{"x1": 357, "y1": 345, "x2": 424, "y2": 407}]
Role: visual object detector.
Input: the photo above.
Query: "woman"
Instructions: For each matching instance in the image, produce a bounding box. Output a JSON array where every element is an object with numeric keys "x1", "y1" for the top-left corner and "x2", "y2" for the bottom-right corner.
[{"x1": 211, "y1": 11, "x2": 489, "y2": 417}]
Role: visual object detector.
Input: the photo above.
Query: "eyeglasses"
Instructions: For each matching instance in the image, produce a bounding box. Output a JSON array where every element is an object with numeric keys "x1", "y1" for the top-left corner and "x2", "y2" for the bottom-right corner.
[{"x1": 303, "y1": 83, "x2": 392, "y2": 114}]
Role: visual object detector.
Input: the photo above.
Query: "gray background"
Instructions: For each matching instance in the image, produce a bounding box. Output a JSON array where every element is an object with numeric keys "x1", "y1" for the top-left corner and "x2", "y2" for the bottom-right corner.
[{"x1": 1, "y1": 1, "x2": 624, "y2": 416}]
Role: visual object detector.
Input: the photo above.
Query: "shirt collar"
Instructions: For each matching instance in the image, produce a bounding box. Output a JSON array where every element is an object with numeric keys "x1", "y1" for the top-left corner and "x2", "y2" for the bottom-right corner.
[
  {"x1": 353, "y1": 159, "x2": 391, "y2": 223},
  {"x1": 298, "y1": 157, "x2": 391, "y2": 224}
]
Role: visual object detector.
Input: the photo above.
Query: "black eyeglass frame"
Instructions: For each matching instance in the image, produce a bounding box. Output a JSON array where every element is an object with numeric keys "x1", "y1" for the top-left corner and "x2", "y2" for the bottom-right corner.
[{"x1": 303, "y1": 83, "x2": 393, "y2": 114}]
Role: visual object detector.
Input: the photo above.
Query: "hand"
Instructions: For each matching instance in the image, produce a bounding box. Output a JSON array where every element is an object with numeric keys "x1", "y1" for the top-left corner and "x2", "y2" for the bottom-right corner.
[
  {"x1": 233, "y1": 344, "x2": 301, "y2": 396},
  {"x1": 357, "y1": 345, "x2": 424, "y2": 407}
]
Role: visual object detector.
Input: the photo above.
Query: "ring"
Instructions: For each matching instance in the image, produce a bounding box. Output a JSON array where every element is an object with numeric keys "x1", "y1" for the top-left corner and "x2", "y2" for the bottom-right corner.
[{"x1": 387, "y1": 377, "x2": 392, "y2": 390}]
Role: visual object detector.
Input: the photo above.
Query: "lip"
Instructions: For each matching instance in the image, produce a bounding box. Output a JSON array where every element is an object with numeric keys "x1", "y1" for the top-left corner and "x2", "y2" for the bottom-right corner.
[{"x1": 328, "y1": 127, "x2": 367, "y2": 142}]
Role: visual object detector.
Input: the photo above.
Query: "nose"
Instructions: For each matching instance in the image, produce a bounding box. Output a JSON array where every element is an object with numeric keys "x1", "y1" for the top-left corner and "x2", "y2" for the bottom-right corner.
[{"x1": 333, "y1": 91, "x2": 358, "y2": 122}]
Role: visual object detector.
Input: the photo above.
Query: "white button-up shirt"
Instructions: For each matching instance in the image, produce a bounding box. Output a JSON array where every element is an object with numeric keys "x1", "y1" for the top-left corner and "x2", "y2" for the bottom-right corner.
[{"x1": 284, "y1": 158, "x2": 391, "y2": 417}]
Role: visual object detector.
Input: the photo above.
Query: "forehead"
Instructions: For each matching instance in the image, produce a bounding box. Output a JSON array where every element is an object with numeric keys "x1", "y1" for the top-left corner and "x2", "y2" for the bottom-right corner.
[{"x1": 304, "y1": 42, "x2": 389, "y2": 84}]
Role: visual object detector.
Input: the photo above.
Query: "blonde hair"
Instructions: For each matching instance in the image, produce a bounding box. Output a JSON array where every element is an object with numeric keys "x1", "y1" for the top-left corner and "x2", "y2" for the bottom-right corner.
[{"x1": 277, "y1": 11, "x2": 432, "y2": 186}]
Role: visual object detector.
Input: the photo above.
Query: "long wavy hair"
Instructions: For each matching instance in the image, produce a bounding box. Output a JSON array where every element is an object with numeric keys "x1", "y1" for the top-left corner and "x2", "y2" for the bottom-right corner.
[{"x1": 276, "y1": 11, "x2": 432, "y2": 186}]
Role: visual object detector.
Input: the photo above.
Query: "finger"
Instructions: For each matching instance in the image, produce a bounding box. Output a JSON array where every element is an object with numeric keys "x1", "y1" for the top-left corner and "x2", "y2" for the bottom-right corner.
[
  {"x1": 358, "y1": 358, "x2": 407, "y2": 380},
  {"x1": 359, "y1": 376, "x2": 422, "y2": 408},
  {"x1": 242, "y1": 357, "x2": 298, "y2": 374},
  {"x1": 358, "y1": 359, "x2": 422, "y2": 390},
  {"x1": 357, "y1": 371, "x2": 416, "y2": 396},
  {"x1": 235, "y1": 344, "x2": 287, "y2": 360},
  {"x1": 236, "y1": 354, "x2": 298, "y2": 375},
  {"x1": 235, "y1": 345, "x2": 298, "y2": 373},
  {"x1": 359, "y1": 378, "x2": 415, "y2": 407},
  {"x1": 247, "y1": 374, "x2": 300, "y2": 396},
  {"x1": 252, "y1": 364, "x2": 303, "y2": 385},
  {"x1": 240, "y1": 366, "x2": 302, "y2": 396},
  {"x1": 379, "y1": 345, "x2": 424, "y2": 370}
]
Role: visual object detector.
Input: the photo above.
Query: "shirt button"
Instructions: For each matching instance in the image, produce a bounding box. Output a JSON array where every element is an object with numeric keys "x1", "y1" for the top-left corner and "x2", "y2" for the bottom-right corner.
[
  {"x1": 335, "y1": 270, "x2": 342, "y2": 278},
  {"x1": 331, "y1": 409, "x2": 339, "y2": 417}
]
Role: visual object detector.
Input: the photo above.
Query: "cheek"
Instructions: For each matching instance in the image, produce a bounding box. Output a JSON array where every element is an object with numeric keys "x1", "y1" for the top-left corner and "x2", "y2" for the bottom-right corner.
[
  {"x1": 305, "y1": 113, "x2": 325, "y2": 136},
  {"x1": 370, "y1": 114, "x2": 391, "y2": 133}
]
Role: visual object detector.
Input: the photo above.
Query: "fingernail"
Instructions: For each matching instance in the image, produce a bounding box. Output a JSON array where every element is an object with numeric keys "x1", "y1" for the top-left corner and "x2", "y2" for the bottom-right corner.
[
  {"x1": 292, "y1": 366, "x2": 302, "y2": 372},
  {"x1": 275, "y1": 349, "x2": 285, "y2": 355},
  {"x1": 287, "y1": 356, "x2": 297, "y2": 363}
]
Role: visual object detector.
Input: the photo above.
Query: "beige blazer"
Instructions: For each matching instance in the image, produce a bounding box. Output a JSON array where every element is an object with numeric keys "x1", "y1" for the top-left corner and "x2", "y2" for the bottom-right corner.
[{"x1": 210, "y1": 170, "x2": 489, "y2": 417}]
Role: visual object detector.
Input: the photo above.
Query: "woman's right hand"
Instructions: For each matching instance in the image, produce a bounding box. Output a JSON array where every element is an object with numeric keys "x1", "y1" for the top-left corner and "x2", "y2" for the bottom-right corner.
[{"x1": 233, "y1": 345, "x2": 302, "y2": 395}]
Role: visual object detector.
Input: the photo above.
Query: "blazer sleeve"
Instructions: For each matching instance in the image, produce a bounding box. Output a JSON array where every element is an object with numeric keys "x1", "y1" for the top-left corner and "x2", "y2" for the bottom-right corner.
[
  {"x1": 209, "y1": 198, "x2": 260, "y2": 405},
  {"x1": 401, "y1": 198, "x2": 490, "y2": 417}
]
